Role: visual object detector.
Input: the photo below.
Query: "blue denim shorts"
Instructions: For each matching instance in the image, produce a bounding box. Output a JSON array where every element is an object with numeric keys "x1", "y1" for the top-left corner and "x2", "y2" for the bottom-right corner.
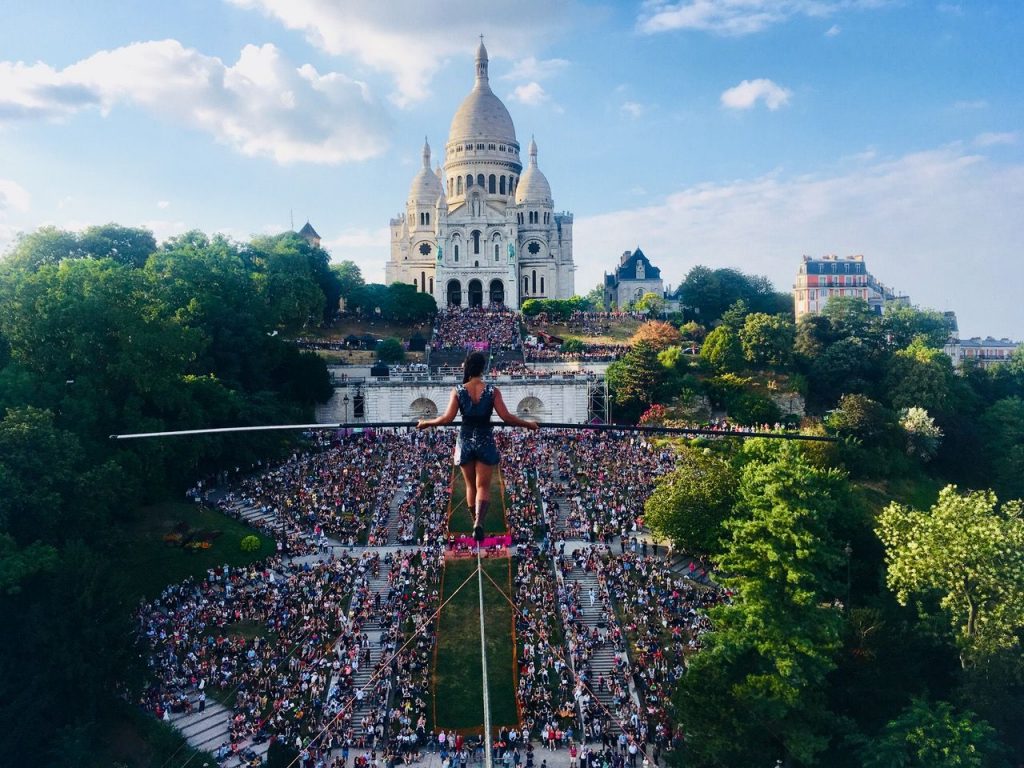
[{"x1": 454, "y1": 434, "x2": 500, "y2": 466}]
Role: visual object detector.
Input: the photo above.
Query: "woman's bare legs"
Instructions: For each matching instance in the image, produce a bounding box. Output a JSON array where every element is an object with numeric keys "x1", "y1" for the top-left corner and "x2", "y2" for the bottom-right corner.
[
  {"x1": 460, "y1": 461, "x2": 477, "y2": 513},
  {"x1": 474, "y1": 462, "x2": 493, "y2": 542}
]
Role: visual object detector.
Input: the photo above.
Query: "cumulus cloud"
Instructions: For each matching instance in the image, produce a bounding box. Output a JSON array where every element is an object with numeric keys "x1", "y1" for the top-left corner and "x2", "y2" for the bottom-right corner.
[
  {"x1": 226, "y1": 0, "x2": 571, "y2": 106},
  {"x1": 637, "y1": 0, "x2": 890, "y2": 36},
  {"x1": 721, "y1": 78, "x2": 792, "y2": 110},
  {"x1": 574, "y1": 143, "x2": 1024, "y2": 336},
  {"x1": 157, "y1": 200, "x2": 171, "y2": 209},
  {"x1": 621, "y1": 101, "x2": 646, "y2": 118},
  {"x1": 0, "y1": 179, "x2": 31, "y2": 213},
  {"x1": 825, "y1": 24, "x2": 841, "y2": 36},
  {"x1": 974, "y1": 131, "x2": 1017, "y2": 147},
  {"x1": 0, "y1": 40, "x2": 390, "y2": 164},
  {"x1": 508, "y1": 82, "x2": 550, "y2": 107}
]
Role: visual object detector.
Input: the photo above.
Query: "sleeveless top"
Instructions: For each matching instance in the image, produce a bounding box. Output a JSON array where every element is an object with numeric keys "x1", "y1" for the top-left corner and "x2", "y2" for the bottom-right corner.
[{"x1": 456, "y1": 382, "x2": 496, "y2": 441}]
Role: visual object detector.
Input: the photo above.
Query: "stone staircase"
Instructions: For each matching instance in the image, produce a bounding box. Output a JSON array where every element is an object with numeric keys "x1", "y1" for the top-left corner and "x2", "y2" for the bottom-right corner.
[
  {"x1": 168, "y1": 693, "x2": 270, "y2": 767},
  {"x1": 330, "y1": 558, "x2": 395, "y2": 741},
  {"x1": 561, "y1": 563, "x2": 621, "y2": 729}
]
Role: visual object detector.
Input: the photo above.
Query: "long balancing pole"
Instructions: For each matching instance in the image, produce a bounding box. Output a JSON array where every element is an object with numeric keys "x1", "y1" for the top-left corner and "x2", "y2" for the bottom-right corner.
[{"x1": 477, "y1": 548, "x2": 493, "y2": 768}]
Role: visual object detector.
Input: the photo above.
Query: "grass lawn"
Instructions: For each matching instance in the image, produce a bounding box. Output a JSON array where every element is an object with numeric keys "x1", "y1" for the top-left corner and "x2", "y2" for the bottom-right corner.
[
  {"x1": 448, "y1": 465, "x2": 508, "y2": 536},
  {"x1": 524, "y1": 318, "x2": 642, "y2": 346},
  {"x1": 314, "y1": 318, "x2": 433, "y2": 341},
  {"x1": 122, "y1": 501, "x2": 271, "y2": 601},
  {"x1": 433, "y1": 556, "x2": 518, "y2": 732},
  {"x1": 98, "y1": 700, "x2": 215, "y2": 768}
]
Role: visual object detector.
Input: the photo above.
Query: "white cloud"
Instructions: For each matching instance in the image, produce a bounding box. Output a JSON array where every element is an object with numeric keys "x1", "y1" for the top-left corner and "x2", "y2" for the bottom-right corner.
[
  {"x1": 226, "y1": 0, "x2": 571, "y2": 106},
  {"x1": 721, "y1": 78, "x2": 792, "y2": 110},
  {"x1": 952, "y1": 99, "x2": 988, "y2": 111},
  {"x1": 324, "y1": 226, "x2": 391, "y2": 251},
  {"x1": 0, "y1": 40, "x2": 390, "y2": 165},
  {"x1": 973, "y1": 131, "x2": 1017, "y2": 147},
  {"x1": 500, "y1": 56, "x2": 570, "y2": 82},
  {"x1": 0, "y1": 179, "x2": 31, "y2": 212},
  {"x1": 574, "y1": 143, "x2": 1024, "y2": 336},
  {"x1": 621, "y1": 101, "x2": 646, "y2": 118},
  {"x1": 157, "y1": 200, "x2": 171, "y2": 209},
  {"x1": 508, "y1": 82, "x2": 550, "y2": 107},
  {"x1": 825, "y1": 23, "x2": 841, "y2": 36},
  {"x1": 637, "y1": 0, "x2": 890, "y2": 36}
]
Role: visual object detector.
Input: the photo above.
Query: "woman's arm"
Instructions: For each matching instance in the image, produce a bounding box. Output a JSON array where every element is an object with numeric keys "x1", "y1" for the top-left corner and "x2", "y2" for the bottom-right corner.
[
  {"x1": 417, "y1": 388, "x2": 459, "y2": 429},
  {"x1": 492, "y1": 387, "x2": 539, "y2": 430}
]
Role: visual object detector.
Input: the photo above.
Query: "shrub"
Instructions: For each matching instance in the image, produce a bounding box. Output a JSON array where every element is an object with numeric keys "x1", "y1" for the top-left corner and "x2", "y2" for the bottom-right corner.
[{"x1": 240, "y1": 535, "x2": 261, "y2": 553}]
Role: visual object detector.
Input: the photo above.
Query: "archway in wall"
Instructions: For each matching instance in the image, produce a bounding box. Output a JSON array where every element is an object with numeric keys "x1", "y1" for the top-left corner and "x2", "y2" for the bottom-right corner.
[
  {"x1": 409, "y1": 397, "x2": 438, "y2": 419},
  {"x1": 516, "y1": 396, "x2": 544, "y2": 418},
  {"x1": 447, "y1": 280, "x2": 462, "y2": 307},
  {"x1": 489, "y1": 279, "x2": 505, "y2": 306},
  {"x1": 468, "y1": 279, "x2": 483, "y2": 308}
]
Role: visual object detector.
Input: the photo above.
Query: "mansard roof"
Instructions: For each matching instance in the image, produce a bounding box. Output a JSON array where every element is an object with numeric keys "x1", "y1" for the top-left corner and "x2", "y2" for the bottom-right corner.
[{"x1": 615, "y1": 247, "x2": 661, "y2": 280}]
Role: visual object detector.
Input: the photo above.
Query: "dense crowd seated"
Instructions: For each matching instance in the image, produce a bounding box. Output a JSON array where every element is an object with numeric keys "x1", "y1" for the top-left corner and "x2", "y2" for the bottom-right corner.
[
  {"x1": 542, "y1": 432, "x2": 675, "y2": 545},
  {"x1": 151, "y1": 425, "x2": 731, "y2": 765},
  {"x1": 433, "y1": 307, "x2": 523, "y2": 352},
  {"x1": 524, "y1": 345, "x2": 627, "y2": 363},
  {"x1": 488, "y1": 361, "x2": 598, "y2": 378}
]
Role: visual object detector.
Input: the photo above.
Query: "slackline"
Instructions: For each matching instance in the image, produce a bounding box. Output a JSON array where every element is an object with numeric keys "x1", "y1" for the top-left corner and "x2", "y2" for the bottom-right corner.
[{"x1": 110, "y1": 421, "x2": 837, "y2": 442}]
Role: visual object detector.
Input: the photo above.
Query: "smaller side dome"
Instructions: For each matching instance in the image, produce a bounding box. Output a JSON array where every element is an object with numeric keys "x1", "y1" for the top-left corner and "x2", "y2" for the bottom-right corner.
[
  {"x1": 408, "y1": 137, "x2": 442, "y2": 204},
  {"x1": 515, "y1": 136, "x2": 552, "y2": 205}
]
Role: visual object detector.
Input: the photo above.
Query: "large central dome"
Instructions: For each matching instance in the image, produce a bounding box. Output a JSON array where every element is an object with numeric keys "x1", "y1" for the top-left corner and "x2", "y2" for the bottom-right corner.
[{"x1": 447, "y1": 40, "x2": 517, "y2": 146}]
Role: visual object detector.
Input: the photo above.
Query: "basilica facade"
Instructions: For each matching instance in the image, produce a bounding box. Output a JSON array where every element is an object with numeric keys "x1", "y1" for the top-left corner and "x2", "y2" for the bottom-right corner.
[{"x1": 385, "y1": 40, "x2": 574, "y2": 309}]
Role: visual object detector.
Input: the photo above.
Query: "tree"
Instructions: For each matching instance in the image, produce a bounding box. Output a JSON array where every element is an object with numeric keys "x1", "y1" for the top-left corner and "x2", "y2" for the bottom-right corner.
[
  {"x1": 381, "y1": 283, "x2": 436, "y2": 323},
  {"x1": 861, "y1": 699, "x2": 1007, "y2": 768},
  {"x1": 629, "y1": 320, "x2": 681, "y2": 351},
  {"x1": 561, "y1": 338, "x2": 586, "y2": 354},
  {"x1": 607, "y1": 341, "x2": 665, "y2": 420},
  {"x1": 583, "y1": 284, "x2": 604, "y2": 310},
  {"x1": 3, "y1": 226, "x2": 81, "y2": 271},
  {"x1": 822, "y1": 296, "x2": 881, "y2": 344},
  {"x1": 881, "y1": 304, "x2": 951, "y2": 350},
  {"x1": 331, "y1": 260, "x2": 365, "y2": 306},
  {"x1": 827, "y1": 394, "x2": 892, "y2": 442},
  {"x1": 633, "y1": 291, "x2": 665, "y2": 315},
  {"x1": 644, "y1": 446, "x2": 737, "y2": 555},
  {"x1": 377, "y1": 338, "x2": 406, "y2": 363},
  {"x1": 699, "y1": 325, "x2": 743, "y2": 373},
  {"x1": 739, "y1": 312, "x2": 795, "y2": 367},
  {"x1": 979, "y1": 397, "x2": 1024, "y2": 500},
  {"x1": 77, "y1": 223, "x2": 157, "y2": 268},
  {"x1": 674, "y1": 444, "x2": 848, "y2": 766},
  {"x1": 885, "y1": 339, "x2": 956, "y2": 414},
  {"x1": 878, "y1": 486, "x2": 1024, "y2": 668},
  {"x1": 899, "y1": 406, "x2": 943, "y2": 461}
]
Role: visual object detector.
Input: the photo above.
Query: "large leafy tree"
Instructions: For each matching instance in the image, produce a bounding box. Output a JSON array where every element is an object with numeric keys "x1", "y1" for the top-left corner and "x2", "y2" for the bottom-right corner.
[
  {"x1": 739, "y1": 312, "x2": 795, "y2": 367},
  {"x1": 644, "y1": 446, "x2": 737, "y2": 555},
  {"x1": 979, "y1": 397, "x2": 1024, "y2": 500},
  {"x1": 607, "y1": 341, "x2": 665, "y2": 420},
  {"x1": 331, "y1": 259, "x2": 365, "y2": 307},
  {"x1": 861, "y1": 699, "x2": 1007, "y2": 768},
  {"x1": 630, "y1": 319, "x2": 681, "y2": 350},
  {"x1": 675, "y1": 444, "x2": 848, "y2": 766},
  {"x1": 700, "y1": 325, "x2": 744, "y2": 373},
  {"x1": 884, "y1": 338, "x2": 956, "y2": 414},
  {"x1": 878, "y1": 487, "x2": 1024, "y2": 668},
  {"x1": 881, "y1": 304, "x2": 952, "y2": 350}
]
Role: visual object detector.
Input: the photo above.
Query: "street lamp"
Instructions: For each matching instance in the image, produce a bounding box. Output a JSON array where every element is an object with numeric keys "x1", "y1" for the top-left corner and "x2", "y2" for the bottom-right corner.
[{"x1": 343, "y1": 394, "x2": 350, "y2": 424}]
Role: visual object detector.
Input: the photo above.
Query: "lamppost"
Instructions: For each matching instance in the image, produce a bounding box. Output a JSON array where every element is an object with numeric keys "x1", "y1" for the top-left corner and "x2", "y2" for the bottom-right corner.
[
  {"x1": 343, "y1": 394, "x2": 350, "y2": 424},
  {"x1": 844, "y1": 542, "x2": 853, "y2": 613}
]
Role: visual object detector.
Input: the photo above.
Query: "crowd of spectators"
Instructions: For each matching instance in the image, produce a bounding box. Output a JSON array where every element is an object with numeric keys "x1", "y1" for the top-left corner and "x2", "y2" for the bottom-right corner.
[
  {"x1": 524, "y1": 345, "x2": 627, "y2": 364},
  {"x1": 433, "y1": 307, "x2": 523, "y2": 352}
]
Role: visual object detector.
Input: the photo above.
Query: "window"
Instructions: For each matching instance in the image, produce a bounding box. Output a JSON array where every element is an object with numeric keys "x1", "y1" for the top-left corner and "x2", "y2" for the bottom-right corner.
[
  {"x1": 418, "y1": 242, "x2": 432, "y2": 256},
  {"x1": 540, "y1": 276, "x2": 545, "y2": 294},
  {"x1": 466, "y1": 175, "x2": 473, "y2": 188},
  {"x1": 499, "y1": 145, "x2": 505, "y2": 151},
  {"x1": 488, "y1": 174, "x2": 496, "y2": 193},
  {"x1": 500, "y1": 176, "x2": 506, "y2": 195},
  {"x1": 457, "y1": 177, "x2": 463, "y2": 195},
  {"x1": 532, "y1": 270, "x2": 537, "y2": 294},
  {"x1": 527, "y1": 241, "x2": 541, "y2": 255},
  {"x1": 495, "y1": 244, "x2": 500, "y2": 260},
  {"x1": 477, "y1": 143, "x2": 484, "y2": 149},
  {"x1": 472, "y1": 231, "x2": 480, "y2": 254},
  {"x1": 421, "y1": 271, "x2": 426, "y2": 292},
  {"x1": 475, "y1": 260, "x2": 479, "y2": 267},
  {"x1": 454, "y1": 244, "x2": 459, "y2": 261},
  {"x1": 477, "y1": 173, "x2": 485, "y2": 188},
  {"x1": 523, "y1": 276, "x2": 528, "y2": 294},
  {"x1": 429, "y1": 277, "x2": 434, "y2": 293},
  {"x1": 488, "y1": 143, "x2": 496, "y2": 150}
]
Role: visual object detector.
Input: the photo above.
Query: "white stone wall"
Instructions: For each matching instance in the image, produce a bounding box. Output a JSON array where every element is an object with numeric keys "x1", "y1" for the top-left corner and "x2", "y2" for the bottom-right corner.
[{"x1": 316, "y1": 379, "x2": 590, "y2": 424}]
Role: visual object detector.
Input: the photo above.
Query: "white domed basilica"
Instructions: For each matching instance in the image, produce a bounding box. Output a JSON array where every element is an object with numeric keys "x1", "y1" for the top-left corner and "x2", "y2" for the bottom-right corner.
[{"x1": 385, "y1": 39, "x2": 574, "y2": 309}]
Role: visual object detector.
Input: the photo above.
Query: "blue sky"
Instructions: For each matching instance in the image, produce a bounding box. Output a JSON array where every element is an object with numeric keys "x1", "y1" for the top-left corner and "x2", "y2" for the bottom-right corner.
[{"x1": 1, "y1": 1, "x2": 1021, "y2": 337}]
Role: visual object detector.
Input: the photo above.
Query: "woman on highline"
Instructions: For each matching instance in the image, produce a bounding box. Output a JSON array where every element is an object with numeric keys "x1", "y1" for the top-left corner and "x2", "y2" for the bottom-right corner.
[{"x1": 417, "y1": 351, "x2": 539, "y2": 542}]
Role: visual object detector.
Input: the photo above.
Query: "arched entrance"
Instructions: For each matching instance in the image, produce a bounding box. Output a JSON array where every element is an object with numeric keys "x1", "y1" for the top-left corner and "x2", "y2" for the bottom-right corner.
[
  {"x1": 447, "y1": 279, "x2": 462, "y2": 307},
  {"x1": 409, "y1": 397, "x2": 438, "y2": 419},
  {"x1": 468, "y1": 279, "x2": 483, "y2": 308},
  {"x1": 489, "y1": 279, "x2": 505, "y2": 306},
  {"x1": 516, "y1": 396, "x2": 544, "y2": 418}
]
